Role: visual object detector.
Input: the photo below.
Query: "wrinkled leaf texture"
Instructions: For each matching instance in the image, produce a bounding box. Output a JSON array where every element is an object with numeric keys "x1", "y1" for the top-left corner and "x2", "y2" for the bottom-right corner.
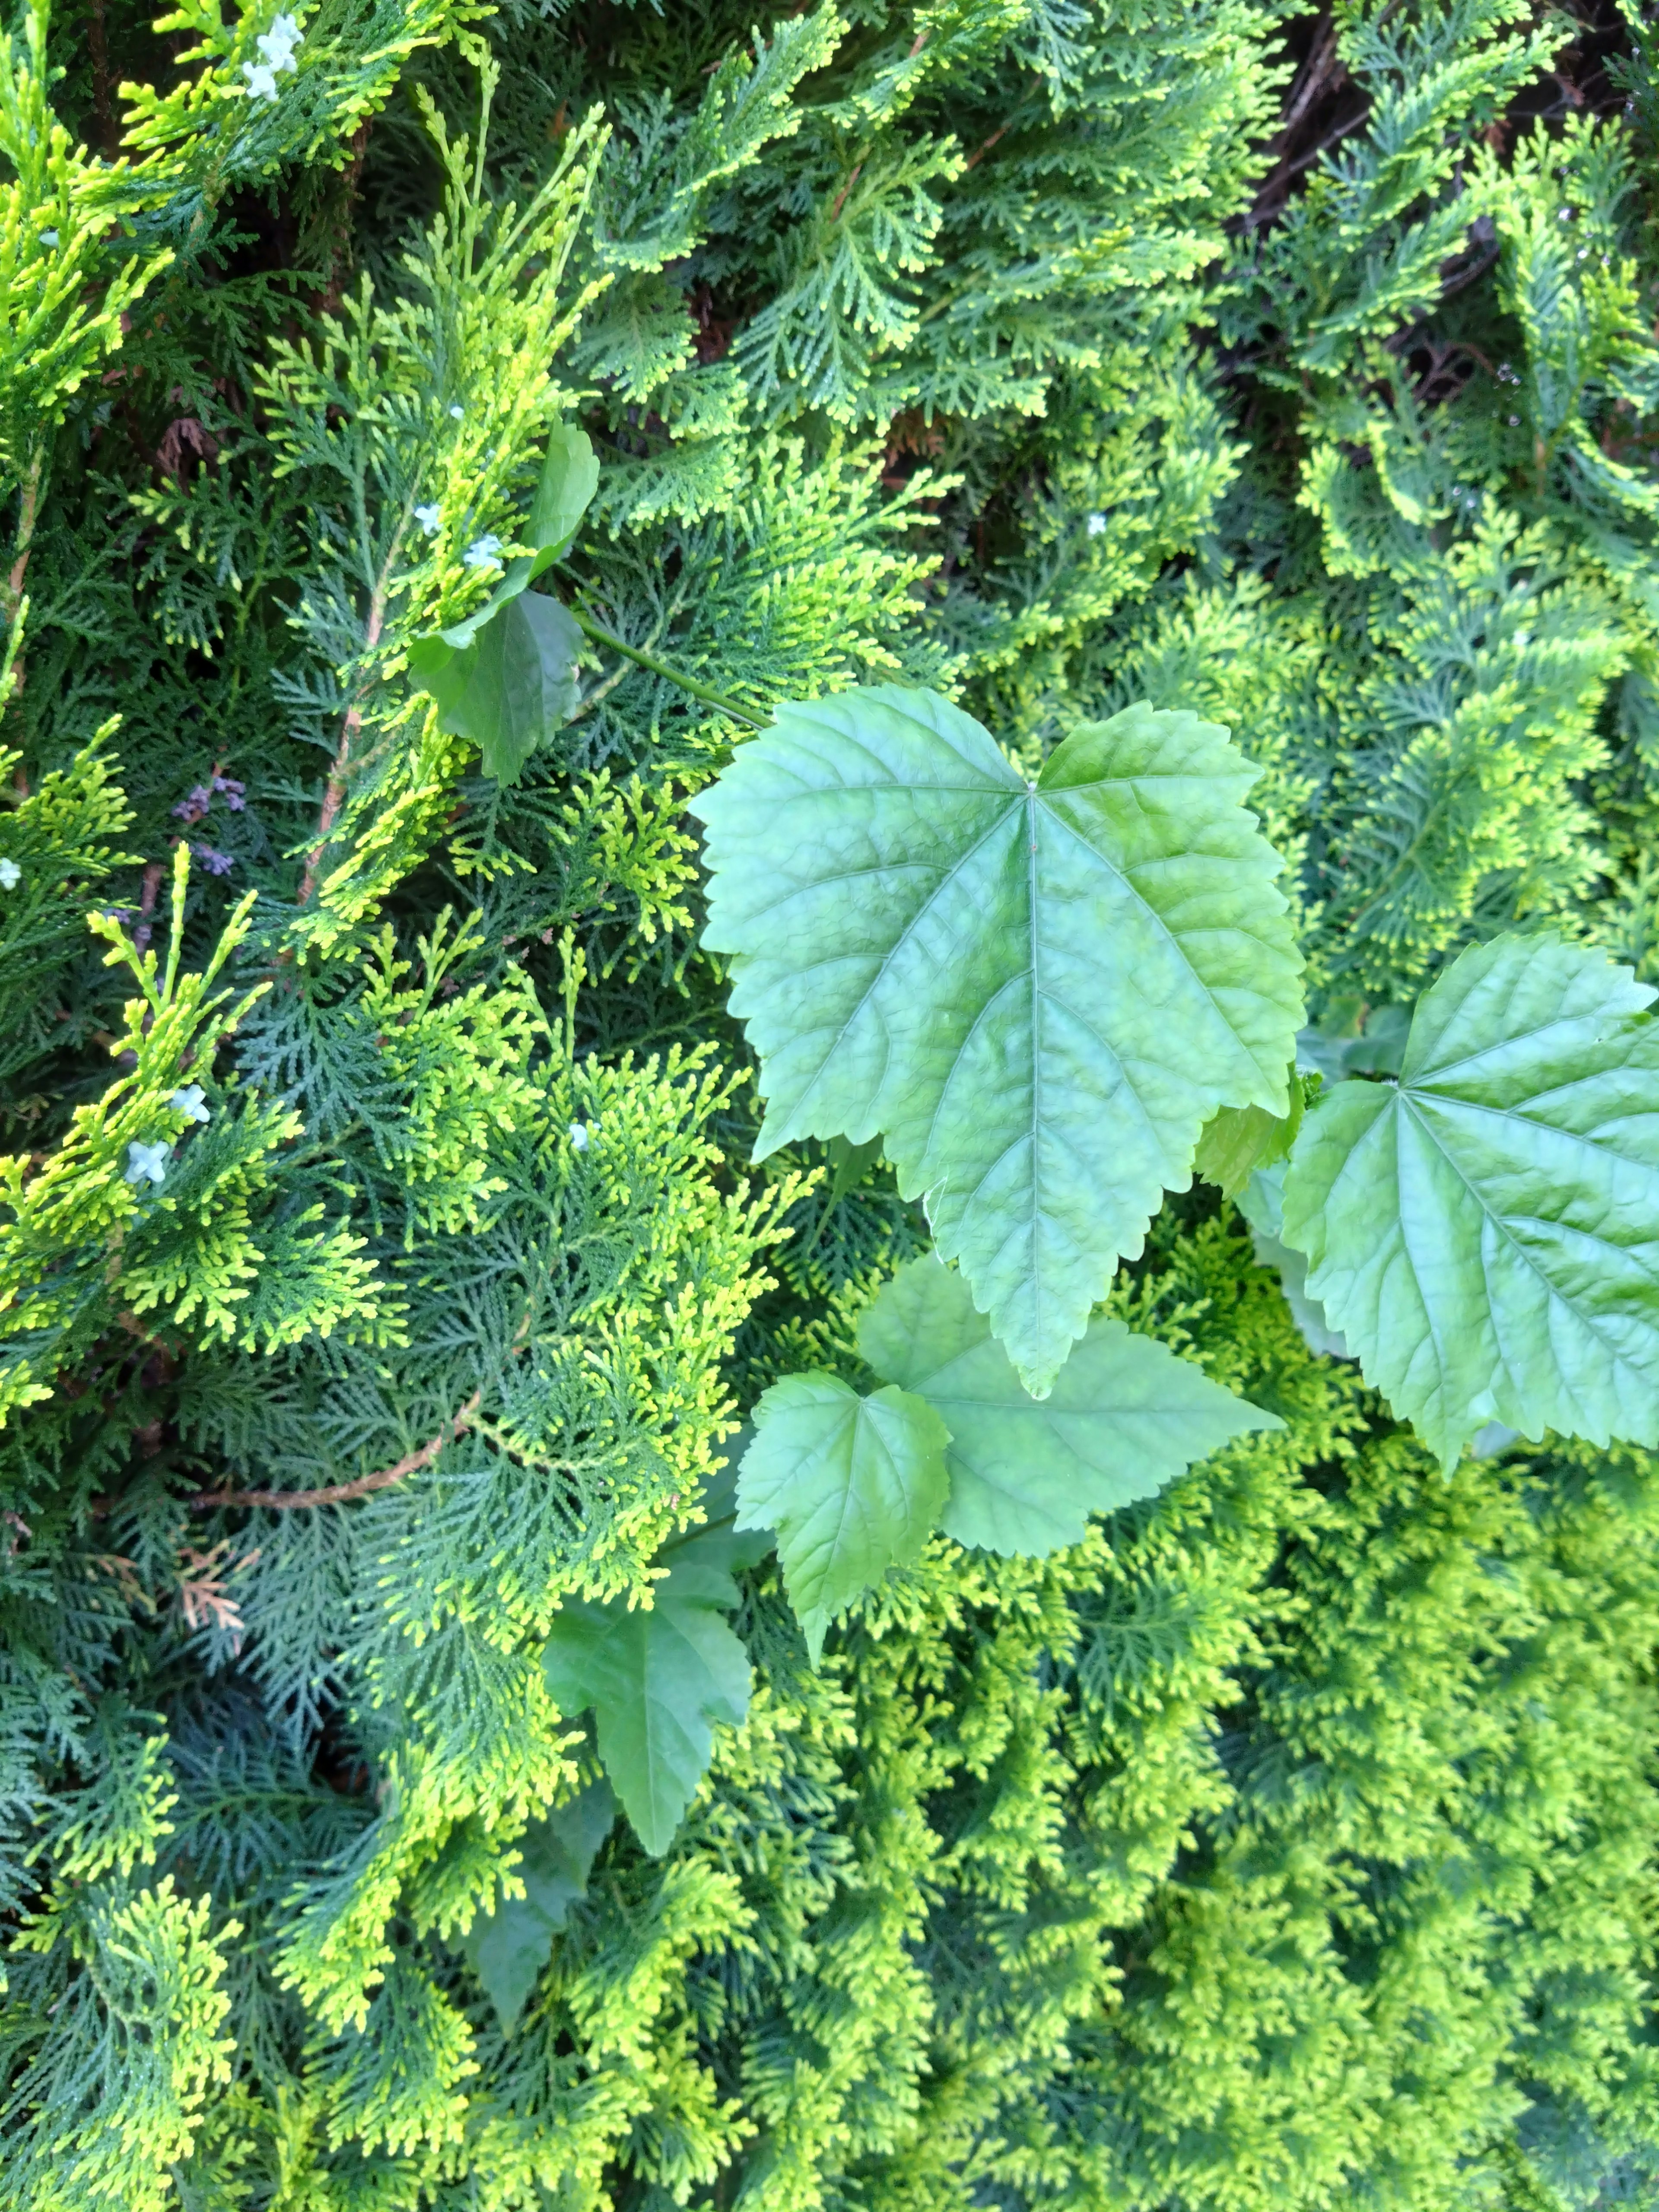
[
  {"x1": 691, "y1": 686, "x2": 1304, "y2": 1395},
  {"x1": 1282, "y1": 933, "x2": 1659, "y2": 1468}
]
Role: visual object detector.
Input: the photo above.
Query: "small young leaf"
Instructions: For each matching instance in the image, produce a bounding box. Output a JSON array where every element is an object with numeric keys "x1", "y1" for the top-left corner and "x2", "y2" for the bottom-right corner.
[
  {"x1": 416, "y1": 593, "x2": 583, "y2": 785},
  {"x1": 1281, "y1": 933, "x2": 1659, "y2": 1470},
  {"x1": 1194, "y1": 1074, "x2": 1304, "y2": 1198},
  {"x1": 735, "y1": 1372, "x2": 950, "y2": 1660},
  {"x1": 690, "y1": 687, "x2": 1303, "y2": 1396},
  {"x1": 435, "y1": 425, "x2": 601, "y2": 653},
  {"x1": 541, "y1": 1527, "x2": 753, "y2": 1855},
  {"x1": 461, "y1": 1781, "x2": 615, "y2": 2033},
  {"x1": 857, "y1": 1258, "x2": 1281, "y2": 1554},
  {"x1": 524, "y1": 420, "x2": 601, "y2": 577}
]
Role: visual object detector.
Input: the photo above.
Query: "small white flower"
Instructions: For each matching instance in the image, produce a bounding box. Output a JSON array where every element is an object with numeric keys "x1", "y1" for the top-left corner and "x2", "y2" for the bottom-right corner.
[
  {"x1": 569, "y1": 1122, "x2": 590, "y2": 1151},
  {"x1": 0, "y1": 858, "x2": 19, "y2": 890},
  {"x1": 125, "y1": 1139, "x2": 171, "y2": 1186},
  {"x1": 242, "y1": 60, "x2": 280, "y2": 99},
  {"x1": 1509, "y1": 414, "x2": 1520, "y2": 427},
  {"x1": 414, "y1": 502, "x2": 442, "y2": 535},
  {"x1": 40, "y1": 228, "x2": 57, "y2": 247},
  {"x1": 256, "y1": 12, "x2": 303, "y2": 69},
  {"x1": 464, "y1": 534, "x2": 504, "y2": 569},
  {"x1": 169, "y1": 1084, "x2": 210, "y2": 1124},
  {"x1": 448, "y1": 404, "x2": 464, "y2": 421},
  {"x1": 1086, "y1": 512, "x2": 1107, "y2": 536}
]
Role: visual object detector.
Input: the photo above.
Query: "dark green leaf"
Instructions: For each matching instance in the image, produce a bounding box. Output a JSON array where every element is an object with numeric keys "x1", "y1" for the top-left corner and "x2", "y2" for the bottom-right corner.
[
  {"x1": 736, "y1": 1372, "x2": 949, "y2": 1660},
  {"x1": 419, "y1": 593, "x2": 583, "y2": 785},
  {"x1": 461, "y1": 1781, "x2": 615, "y2": 2034},
  {"x1": 827, "y1": 1132, "x2": 884, "y2": 1201},
  {"x1": 435, "y1": 425, "x2": 600, "y2": 652},
  {"x1": 857, "y1": 1258, "x2": 1281, "y2": 1554},
  {"x1": 540, "y1": 1526, "x2": 753, "y2": 1855}
]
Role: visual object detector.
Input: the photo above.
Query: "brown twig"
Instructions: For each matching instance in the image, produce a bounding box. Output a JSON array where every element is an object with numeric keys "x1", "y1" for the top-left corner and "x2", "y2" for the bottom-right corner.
[
  {"x1": 829, "y1": 165, "x2": 862, "y2": 223},
  {"x1": 89, "y1": 0, "x2": 120, "y2": 159},
  {"x1": 297, "y1": 539, "x2": 403, "y2": 904},
  {"x1": 185, "y1": 1392, "x2": 481, "y2": 1512},
  {"x1": 961, "y1": 124, "x2": 1008, "y2": 175},
  {"x1": 132, "y1": 858, "x2": 166, "y2": 953}
]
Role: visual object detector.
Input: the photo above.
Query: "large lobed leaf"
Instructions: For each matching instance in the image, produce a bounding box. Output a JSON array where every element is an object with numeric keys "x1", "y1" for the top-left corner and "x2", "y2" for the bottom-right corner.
[
  {"x1": 1281, "y1": 933, "x2": 1659, "y2": 1469},
  {"x1": 858, "y1": 1259, "x2": 1282, "y2": 1554},
  {"x1": 690, "y1": 686, "x2": 1303, "y2": 1395}
]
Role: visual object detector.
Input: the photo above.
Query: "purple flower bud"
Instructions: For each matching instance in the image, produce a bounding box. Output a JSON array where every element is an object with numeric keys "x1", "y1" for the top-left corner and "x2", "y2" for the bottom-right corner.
[
  {"x1": 213, "y1": 776, "x2": 247, "y2": 810},
  {"x1": 172, "y1": 784, "x2": 213, "y2": 823},
  {"x1": 194, "y1": 845, "x2": 235, "y2": 876}
]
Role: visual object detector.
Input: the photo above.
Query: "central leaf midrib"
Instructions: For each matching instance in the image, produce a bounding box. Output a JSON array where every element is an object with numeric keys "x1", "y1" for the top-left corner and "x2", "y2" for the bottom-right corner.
[{"x1": 1399, "y1": 1092, "x2": 1653, "y2": 1409}]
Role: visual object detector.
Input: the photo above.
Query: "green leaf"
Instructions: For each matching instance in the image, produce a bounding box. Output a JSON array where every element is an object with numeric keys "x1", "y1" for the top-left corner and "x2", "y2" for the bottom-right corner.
[
  {"x1": 690, "y1": 687, "x2": 1303, "y2": 1395},
  {"x1": 857, "y1": 1258, "x2": 1282, "y2": 1554},
  {"x1": 1236, "y1": 1163, "x2": 1351, "y2": 1362},
  {"x1": 524, "y1": 420, "x2": 601, "y2": 578},
  {"x1": 416, "y1": 593, "x2": 583, "y2": 785},
  {"x1": 540, "y1": 1526, "x2": 753, "y2": 1855},
  {"x1": 436, "y1": 425, "x2": 601, "y2": 652},
  {"x1": 827, "y1": 1132, "x2": 884, "y2": 1201},
  {"x1": 735, "y1": 1372, "x2": 950, "y2": 1660},
  {"x1": 1281, "y1": 933, "x2": 1659, "y2": 1470},
  {"x1": 461, "y1": 1781, "x2": 615, "y2": 2034},
  {"x1": 1194, "y1": 1074, "x2": 1304, "y2": 1199}
]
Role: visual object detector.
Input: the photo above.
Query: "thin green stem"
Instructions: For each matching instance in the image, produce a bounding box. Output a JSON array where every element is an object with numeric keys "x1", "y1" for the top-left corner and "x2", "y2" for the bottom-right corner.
[{"x1": 569, "y1": 609, "x2": 767, "y2": 729}]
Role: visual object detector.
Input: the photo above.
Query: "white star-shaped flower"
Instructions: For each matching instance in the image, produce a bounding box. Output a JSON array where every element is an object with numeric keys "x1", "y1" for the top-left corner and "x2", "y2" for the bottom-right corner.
[
  {"x1": 242, "y1": 60, "x2": 279, "y2": 99},
  {"x1": 569, "y1": 1122, "x2": 590, "y2": 1151},
  {"x1": 0, "y1": 858, "x2": 19, "y2": 890},
  {"x1": 464, "y1": 534, "x2": 504, "y2": 569},
  {"x1": 448, "y1": 404, "x2": 464, "y2": 421},
  {"x1": 1086, "y1": 512, "x2": 1107, "y2": 537},
  {"x1": 169, "y1": 1084, "x2": 211, "y2": 1124},
  {"x1": 40, "y1": 228, "x2": 57, "y2": 247},
  {"x1": 125, "y1": 1140, "x2": 171, "y2": 1186},
  {"x1": 414, "y1": 502, "x2": 442, "y2": 535}
]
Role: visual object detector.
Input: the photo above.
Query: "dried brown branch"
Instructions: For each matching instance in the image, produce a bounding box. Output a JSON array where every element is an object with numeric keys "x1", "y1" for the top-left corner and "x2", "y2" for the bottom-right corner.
[{"x1": 186, "y1": 1392, "x2": 481, "y2": 1512}]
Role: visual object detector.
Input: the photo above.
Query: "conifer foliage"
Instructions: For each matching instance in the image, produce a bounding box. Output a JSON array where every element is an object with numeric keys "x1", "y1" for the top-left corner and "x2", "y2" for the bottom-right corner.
[{"x1": 6, "y1": 0, "x2": 1659, "y2": 2206}]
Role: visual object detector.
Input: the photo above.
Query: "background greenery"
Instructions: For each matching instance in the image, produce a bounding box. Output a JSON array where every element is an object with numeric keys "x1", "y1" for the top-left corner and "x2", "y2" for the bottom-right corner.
[{"x1": 5, "y1": 0, "x2": 1659, "y2": 2204}]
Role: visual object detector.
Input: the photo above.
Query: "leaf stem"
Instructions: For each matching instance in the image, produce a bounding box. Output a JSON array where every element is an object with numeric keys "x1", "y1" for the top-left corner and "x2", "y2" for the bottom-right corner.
[{"x1": 569, "y1": 609, "x2": 766, "y2": 729}]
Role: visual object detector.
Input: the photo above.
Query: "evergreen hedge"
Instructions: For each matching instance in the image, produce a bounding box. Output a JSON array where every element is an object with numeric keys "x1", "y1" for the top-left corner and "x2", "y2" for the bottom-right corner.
[{"x1": 5, "y1": 0, "x2": 1659, "y2": 2204}]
